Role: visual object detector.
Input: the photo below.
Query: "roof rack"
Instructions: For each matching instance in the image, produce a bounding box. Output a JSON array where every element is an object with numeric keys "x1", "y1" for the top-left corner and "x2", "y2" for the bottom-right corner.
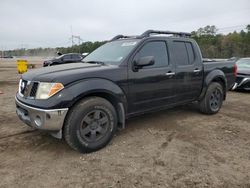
[
  {"x1": 139, "y1": 30, "x2": 191, "y2": 38},
  {"x1": 110, "y1": 30, "x2": 191, "y2": 41},
  {"x1": 110, "y1": 35, "x2": 136, "y2": 41}
]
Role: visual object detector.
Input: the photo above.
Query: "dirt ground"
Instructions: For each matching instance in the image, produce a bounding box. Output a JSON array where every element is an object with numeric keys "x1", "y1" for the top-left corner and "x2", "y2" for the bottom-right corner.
[{"x1": 0, "y1": 57, "x2": 250, "y2": 188}]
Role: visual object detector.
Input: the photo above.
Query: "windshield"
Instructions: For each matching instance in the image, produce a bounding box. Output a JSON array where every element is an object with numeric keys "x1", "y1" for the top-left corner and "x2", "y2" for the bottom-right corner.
[
  {"x1": 236, "y1": 59, "x2": 250, "y2": 69},
  {"x1": 55, "y1": 55, "x2": 64, "y2": 59},
  {"x1": 83, "y1": 40, "x2": 139, "y2": 65}
]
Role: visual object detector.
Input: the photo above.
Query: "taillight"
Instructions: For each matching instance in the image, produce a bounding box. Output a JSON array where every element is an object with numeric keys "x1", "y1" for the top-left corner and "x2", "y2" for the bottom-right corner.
[{"x1": 234, "y1": 64, "x2": 237, "y2": 77}]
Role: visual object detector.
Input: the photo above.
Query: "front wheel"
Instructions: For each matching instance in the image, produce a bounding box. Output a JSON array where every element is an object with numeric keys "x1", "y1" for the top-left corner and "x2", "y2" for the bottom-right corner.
[
  {"x1": 63, "y1": 97, "x2": 117, "y2": 153},
  {"x1": 199, "y1": 82, "x2": 224, "y2": 114}
]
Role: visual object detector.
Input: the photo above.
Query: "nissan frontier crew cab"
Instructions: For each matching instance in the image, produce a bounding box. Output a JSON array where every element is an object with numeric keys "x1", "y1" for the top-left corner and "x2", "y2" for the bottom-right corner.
[{"x1": 16, "y1": 30, "x2": 236, "y2": 153}]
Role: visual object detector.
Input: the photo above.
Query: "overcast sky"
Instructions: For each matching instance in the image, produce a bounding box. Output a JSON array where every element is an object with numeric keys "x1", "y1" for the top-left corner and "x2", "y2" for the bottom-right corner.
[{"x1": 0, "y1": 0, "x2": 249, "y2": 50}]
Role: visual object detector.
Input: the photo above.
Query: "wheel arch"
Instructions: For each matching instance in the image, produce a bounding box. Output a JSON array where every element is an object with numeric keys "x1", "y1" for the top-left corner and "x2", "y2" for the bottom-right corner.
[
  {"x1": 64, "y1": 79, "x2": 127, "y2": 129},
  {"x1": 199, "y1": 70, "x2": 227, "y2": 100}
]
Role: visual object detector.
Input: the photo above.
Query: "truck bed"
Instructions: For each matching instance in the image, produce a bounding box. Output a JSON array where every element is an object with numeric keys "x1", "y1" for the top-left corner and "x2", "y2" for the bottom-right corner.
[{"x1": 203, "y1": 60, "x2": 236, "y2": 90}]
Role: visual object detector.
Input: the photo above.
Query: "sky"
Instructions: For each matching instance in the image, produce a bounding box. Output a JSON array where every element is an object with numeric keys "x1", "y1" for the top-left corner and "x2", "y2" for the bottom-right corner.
[{"x1": 0, "y1": 0, "x2": 250, "y2": 50}]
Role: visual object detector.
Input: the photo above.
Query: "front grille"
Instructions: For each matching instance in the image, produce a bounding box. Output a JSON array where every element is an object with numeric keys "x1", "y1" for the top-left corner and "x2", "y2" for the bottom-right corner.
[
  {"x1": 30, "y1": 82, "x2": 39, "y2": 97},
  {"x1": 19, "y1": 79, "x2": 39, "y2": 98},
  {"x1": 244, "y1": 82, "x2": 250, "y2": 89},
  {"x1": 236, "y1": 77, "x2": 244, "y2": 84}
]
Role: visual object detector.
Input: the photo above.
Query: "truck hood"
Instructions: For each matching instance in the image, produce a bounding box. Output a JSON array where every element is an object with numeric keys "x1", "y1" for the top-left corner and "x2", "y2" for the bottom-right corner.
[{"x1": 21, "y1": 62, "x2": 116, "y2": 85}]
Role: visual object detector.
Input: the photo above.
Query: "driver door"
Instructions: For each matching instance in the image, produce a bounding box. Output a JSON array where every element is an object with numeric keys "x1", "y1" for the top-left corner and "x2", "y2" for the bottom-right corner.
[{"x1": 128, "y1": 40, "x2": 177, "y2": 113}]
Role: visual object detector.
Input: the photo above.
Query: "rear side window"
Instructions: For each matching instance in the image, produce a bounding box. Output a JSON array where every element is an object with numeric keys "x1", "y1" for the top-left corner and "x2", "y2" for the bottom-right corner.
[
  {"x1": 185, "y1": 42, "x2": 195, "y2": 64},
  {"x1": 73, "y1": 54, "x2": 81, "y2": 60},
  {"x1": 63, "y1": 55, "x2": 71, "y2": 60},
  {"x1": 137, "y1": 41, "x2": 169, "y2": 68},
  {"x1": 172, "y1": 41, "x2": 189, "y2": 66}
]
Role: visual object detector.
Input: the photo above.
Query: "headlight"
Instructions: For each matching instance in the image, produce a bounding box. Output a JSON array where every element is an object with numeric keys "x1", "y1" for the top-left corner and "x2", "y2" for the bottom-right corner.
[{"x1": 36, "y1": 82, "x2": 64, "y2": 99}]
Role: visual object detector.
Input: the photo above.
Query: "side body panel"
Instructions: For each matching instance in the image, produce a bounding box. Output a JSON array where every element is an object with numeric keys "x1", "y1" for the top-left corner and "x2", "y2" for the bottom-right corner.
[
  {"x1": 199, "y1": 61, "x2": 236, "y2": 100},
  {"x1": 168, "y1": 39, "x2": 203, "y2": 102},
  {"x1": 127, "y1": 38, "x2": 177, "y2": 113}
]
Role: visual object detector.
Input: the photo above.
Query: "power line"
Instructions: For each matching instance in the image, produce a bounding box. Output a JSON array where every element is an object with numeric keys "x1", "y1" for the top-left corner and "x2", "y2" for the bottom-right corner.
[
  {"x1": 216, "y1": 24, "x2": 248, "y2": 33},
  {"x1": 217, "y1": 24, "x2": 247, "y2": 30}
]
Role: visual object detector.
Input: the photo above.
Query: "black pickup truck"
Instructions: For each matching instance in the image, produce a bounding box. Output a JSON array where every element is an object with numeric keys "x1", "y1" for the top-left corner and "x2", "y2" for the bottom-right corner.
[{"x1": 15, "y1": 30, "x2": 236, "y2": 153}]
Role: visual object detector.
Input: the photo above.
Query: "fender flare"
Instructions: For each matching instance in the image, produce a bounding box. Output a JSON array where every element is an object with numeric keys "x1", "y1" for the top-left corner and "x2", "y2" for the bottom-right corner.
[
  {"x1": 199, "y1": 70, "x2": 227, "y2": 100},
  {"x1": 65, "y1": 78, "x2": 127, "y2": 129}
]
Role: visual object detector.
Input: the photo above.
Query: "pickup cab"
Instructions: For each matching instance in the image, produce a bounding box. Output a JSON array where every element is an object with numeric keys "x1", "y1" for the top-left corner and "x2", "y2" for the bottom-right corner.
[{"x1": 15, "y1": 30, "x2": 236, "y2": 153}]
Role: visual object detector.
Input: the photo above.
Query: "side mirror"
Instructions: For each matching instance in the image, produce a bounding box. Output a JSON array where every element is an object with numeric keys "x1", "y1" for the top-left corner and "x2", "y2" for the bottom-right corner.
[
  {"x1": 57, "y1": 51, "x2": 62, "y2": 56},
  {"x1": 134, "y1": 56, "x2": 155, "y2": 70}
]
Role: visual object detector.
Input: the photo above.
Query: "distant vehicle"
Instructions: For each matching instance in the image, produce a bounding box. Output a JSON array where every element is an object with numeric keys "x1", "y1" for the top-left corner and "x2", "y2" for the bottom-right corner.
[
  {"x1": 232, "y1": 58, "x2": 250, "y2": 90},
  {"x1": 203, "y1": 58, "x2": 215, "y2": 62},
  {"x1": 228, "y1": 57, "x2": 240, "y2": 61},
  {"x1": 0, "y1": 55, "x2": 14, "y2": 58},
  {"x1": 43, "y1": 53, "x2": 84, "y2": 67}
]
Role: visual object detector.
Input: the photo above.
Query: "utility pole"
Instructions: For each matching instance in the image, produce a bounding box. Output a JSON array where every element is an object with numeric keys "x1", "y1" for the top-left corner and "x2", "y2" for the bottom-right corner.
[
  {"x1": 69, "y1": 25, "x2": 83, "y2": 52},
  {"x1": 70, "y1": 25, "x2": 74, "y2": 47},
  {"x1": 1, "y1": 46, "x2": 4, "y2": 58}
]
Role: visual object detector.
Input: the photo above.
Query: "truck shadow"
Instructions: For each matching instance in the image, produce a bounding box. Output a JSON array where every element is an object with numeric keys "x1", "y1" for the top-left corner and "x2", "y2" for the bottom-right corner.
[
  {"x1": 231, "y1": 90, "x2": 250, "y2": 94},
  {"x1": 4, "y1": 103, "x2": 201, "y2": 154},
  {"x1": 118, "y1": 103, "x2": 200, "y2": 135}
]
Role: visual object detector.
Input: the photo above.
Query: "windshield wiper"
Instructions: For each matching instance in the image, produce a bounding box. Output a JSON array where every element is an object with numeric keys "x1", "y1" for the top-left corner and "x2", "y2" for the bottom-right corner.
[{"x1": 83, "y1": 61, "x2": 106, "y2": 65}]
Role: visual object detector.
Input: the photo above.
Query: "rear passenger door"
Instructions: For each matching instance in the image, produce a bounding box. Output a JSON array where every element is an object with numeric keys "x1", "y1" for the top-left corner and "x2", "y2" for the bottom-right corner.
[
  {"x1": 171, "y1": 40, "x2": 203, "y2": 102},
  {"x1": 128, "y1": 40, "x2": 177, "y2": 113},
  {"x1": 72, "y1": 54, "x2": 82, "y2": 62},
  {"x1": 62, "y1": 55, "x2": 72, "y2": 63}
]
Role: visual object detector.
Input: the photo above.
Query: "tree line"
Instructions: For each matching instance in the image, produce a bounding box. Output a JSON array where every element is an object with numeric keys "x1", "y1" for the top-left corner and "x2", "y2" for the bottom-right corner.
[
  {"x1": 191, "y1": 25, "x2": 250, "y2": 58},
  {"x1": 3, "y1": 25, "x2": 250, "y2": 59}
]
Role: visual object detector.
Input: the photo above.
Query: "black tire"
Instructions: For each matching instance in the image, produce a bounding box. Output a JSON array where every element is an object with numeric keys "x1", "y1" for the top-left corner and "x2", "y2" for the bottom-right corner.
[
  {"x1": 63, "y1": 97, "x2": 117, "y2": 153},
  {"x1": 199, "y1": 82, "x2": 224, "y2": 114}
]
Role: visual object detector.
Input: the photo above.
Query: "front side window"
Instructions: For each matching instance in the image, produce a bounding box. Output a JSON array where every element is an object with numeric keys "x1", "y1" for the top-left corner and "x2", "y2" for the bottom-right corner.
[{"x1": 136, "y1": 41, "x2": 169, "y2": 68}]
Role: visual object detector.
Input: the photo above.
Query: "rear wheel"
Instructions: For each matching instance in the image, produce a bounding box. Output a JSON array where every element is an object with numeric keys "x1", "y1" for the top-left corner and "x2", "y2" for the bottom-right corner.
[
  {"x1": 199, "y1": 82, "x2": 224, "y2": 114},
  {"x1": 63, "y1": 97, "x2": 117, "y2": 153}
]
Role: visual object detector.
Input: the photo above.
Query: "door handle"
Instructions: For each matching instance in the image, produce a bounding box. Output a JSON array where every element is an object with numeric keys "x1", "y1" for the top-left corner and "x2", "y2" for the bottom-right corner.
[
  {"x1": 165, "y1": 72, "x2": 175, "y2": 76},
  {"x1": 193, "y1": 69, "x2": 201, "y2": 73}
]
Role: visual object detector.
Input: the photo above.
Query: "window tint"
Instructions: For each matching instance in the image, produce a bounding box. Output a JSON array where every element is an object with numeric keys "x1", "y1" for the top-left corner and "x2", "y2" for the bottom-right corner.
[
  {"x1": 172, "y1": 41, "x2": 189, "y2": 66},
  {"x1": 137, "y1": 41, "x2": 168, "y2": 68},
  {"x1": 63, "y1": 55, "x2": 71, "y2": 60},
  {"x1": 185, "y1": 42, "x2": 195, "y2": 64},
  {"x1": 72, "y1": 54, "x2": 81, "y2": 60}
]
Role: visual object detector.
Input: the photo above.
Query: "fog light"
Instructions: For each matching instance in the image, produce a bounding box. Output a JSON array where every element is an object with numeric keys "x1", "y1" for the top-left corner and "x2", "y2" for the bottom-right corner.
[{"x1": 34, "y1": 115, "x2": 42, "y2": 127}]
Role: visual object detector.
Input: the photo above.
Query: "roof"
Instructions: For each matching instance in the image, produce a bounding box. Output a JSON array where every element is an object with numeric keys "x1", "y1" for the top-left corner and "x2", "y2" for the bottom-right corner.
[{"x1": 110, "y1": 30, "x2": 192, "y2": 41}]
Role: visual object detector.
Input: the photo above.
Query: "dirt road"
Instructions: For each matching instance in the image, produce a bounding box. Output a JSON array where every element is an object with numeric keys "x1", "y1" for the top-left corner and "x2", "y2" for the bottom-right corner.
[{"x1": 0, "y1": 58, "x2": 250, "y2": 187}]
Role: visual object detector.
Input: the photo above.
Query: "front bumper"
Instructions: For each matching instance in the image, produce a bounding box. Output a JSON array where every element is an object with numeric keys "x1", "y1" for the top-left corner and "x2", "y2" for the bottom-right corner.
[
  {"x1": 15, "y1": 97, "x2": 68, "y2": 131},
  {"x1": 232, "y1": 77, "x2": 250, "y2": 90}
]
